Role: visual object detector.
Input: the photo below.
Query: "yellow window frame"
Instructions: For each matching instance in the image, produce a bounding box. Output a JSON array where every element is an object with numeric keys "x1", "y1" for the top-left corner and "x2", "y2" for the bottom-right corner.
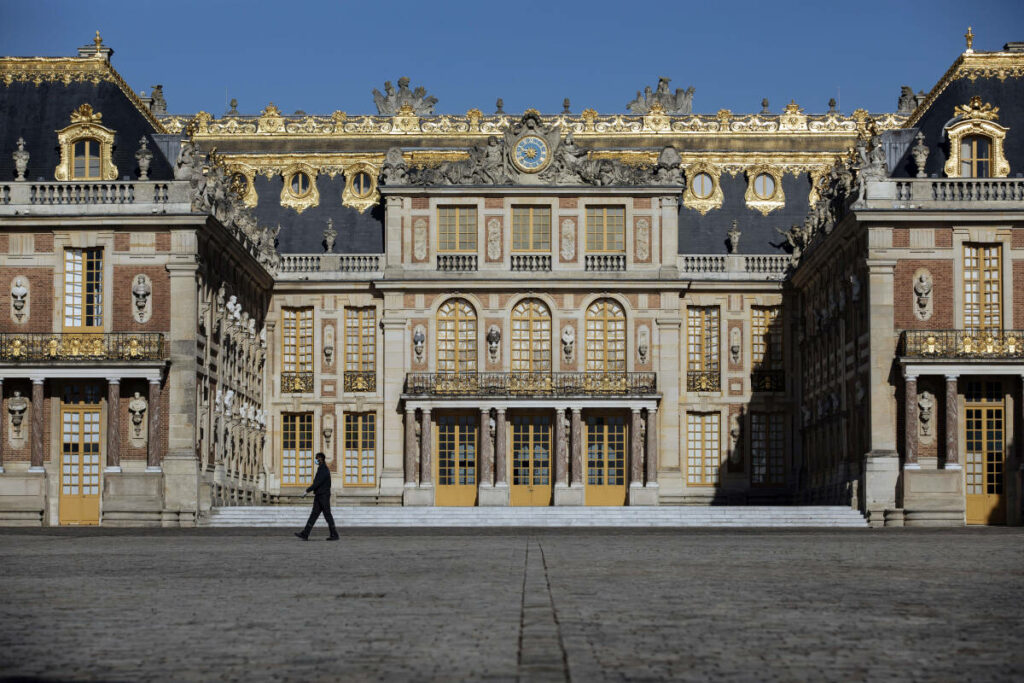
[
  {"x1": 63, "y1": 247, "x2": 104, "y2": 332},
  {"x1": 585, "y1": 206, "x2": 625, "y2": 253},
  {"x1": 282, "y1": 307, "x2": 314, "y2": 372},
  {"x1": 344, "y1": 307, "x2": 376, "y2": 372},
  {"x1": 437, "y1": 206, "x2": 478, "y2": 253},
  {"x1": 344, "y1": 412, "x2": 376, "y2": 486},
  {"x1": 512, "y1": 206, "x2": 552, "y2": 252}
]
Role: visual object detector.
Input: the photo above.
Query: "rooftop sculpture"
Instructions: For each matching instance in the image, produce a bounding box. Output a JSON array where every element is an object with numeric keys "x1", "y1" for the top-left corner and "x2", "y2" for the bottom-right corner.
[
  {"x1": 626, "y1": 77, "x2": 695, "y2": 115},
  {"x1": 372, "y1": 77, "x2": 438, "y2": 115}
]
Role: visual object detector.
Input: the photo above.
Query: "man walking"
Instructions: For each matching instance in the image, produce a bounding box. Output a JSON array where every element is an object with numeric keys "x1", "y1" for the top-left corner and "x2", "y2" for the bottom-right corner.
[{"x1": 295, "y1": 452, "x2": 339, "y2": 541}]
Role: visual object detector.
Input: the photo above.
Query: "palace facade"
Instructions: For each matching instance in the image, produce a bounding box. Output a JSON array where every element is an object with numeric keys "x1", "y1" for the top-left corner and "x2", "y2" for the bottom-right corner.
[{"x1": 1, "y1": 33, "x2": 1022, "y2": 526}]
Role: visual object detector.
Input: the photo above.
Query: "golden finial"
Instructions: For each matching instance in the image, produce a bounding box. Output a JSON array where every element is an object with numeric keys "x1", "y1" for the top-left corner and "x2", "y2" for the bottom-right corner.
[
  {"x1": 965, "y1": 26, "x2": 974, "y2": 51},
  {"x1": 94, "y1": 30, "x2": 102, "y2": 48}
]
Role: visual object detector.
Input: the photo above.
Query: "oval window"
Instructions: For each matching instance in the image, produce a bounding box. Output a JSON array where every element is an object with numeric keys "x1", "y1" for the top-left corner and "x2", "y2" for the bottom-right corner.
[
  {"x1": 290, "y1": 171, "x2": 311, "y2": 197},
  {"x1": 692, "y1": 172, "x2": 714, "y2": 199},
  {"x1": 753, "y1": 173, "x2": 776, "y2": 200},
  {"x1": 351, "y1": 171, "x2": 373, "y2": 198}
]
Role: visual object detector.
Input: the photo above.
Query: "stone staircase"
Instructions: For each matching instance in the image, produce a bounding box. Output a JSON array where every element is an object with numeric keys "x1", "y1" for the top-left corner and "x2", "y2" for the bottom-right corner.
[{"x1": 201, "y1": 505, "x2": 868, "y2": 528}]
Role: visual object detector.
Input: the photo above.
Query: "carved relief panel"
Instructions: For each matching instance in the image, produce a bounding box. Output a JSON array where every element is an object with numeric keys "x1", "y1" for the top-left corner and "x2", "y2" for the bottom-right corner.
[
  {"x1": 10, "y1": 276, "x2": 28, "y2": 324},
  {"x1": 7, "y1": 389, "x2": 28, "y2": 449},
  {"x1": 633, "y1": 216, "x2": 652, "y2": 263},
  {"x1": 412, "y1": 217, "x2": 429, "y2": 263},
  {"x1": 131, "y1": 274, "x2": 152, "y2": 324},
  {"x1": 912, "y1": 268, "x2": 933, "y2": 321},
  {"x1": 559, "y1": 217, "x2": 577, "y2": 263},
  {"x1": 485, "y1": 216, "x2": 503, "y2": 263},
  {"x1": 128, "y1": 391, "x2": 148, "y2": 449}
]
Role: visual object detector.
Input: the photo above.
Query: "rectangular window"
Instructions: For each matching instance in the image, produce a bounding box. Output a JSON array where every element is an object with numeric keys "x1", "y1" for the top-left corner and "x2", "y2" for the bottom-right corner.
[
  {"x1": 344, "y1": 412, "x2": 376, "y2": 486},
  {"x1": 282, "y1": 308, "x2": 314, "y2": 372},
  {"x1": 963, "y1": 244, "x2": 1002, "y2": 332},
  {"x1": 585, "y1": 206, "x2": 625, "y2": 253},
  {"x1": 751, "y1": 413, "x2": 785, "y2": 486},
  {"x1": 512, "y1": 206, "x2": 551, "y2": 252},
  {"x1": 72, "y1": 139, "x2": 101, "y2": 180},
  {"x1": 687, "y1": 412, "x2": 720, "y2": 486},
  {"x1": 344, "y1": 307, "x2": 376, "y2": 372},
  {"x1": 64, "y1": 247, "x2": 103, "y2": 330},
  {"x1": 281, "y1": 413, "x2": 314, "y2": 486},
  {"x1": 438, "y1": 206, "x2": 477, "y2": 252},
  {"x1": 687, "y1": 306, "x2": 720, "y2": 391},
  {"x1": 751, "y1": 307, "x2": 782, "y2": 369}
]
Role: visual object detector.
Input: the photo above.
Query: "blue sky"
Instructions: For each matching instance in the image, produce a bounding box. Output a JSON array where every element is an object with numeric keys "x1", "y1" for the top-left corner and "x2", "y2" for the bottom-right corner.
[{"x1": 2, "y1": 0, "x2": 1022, "y2": 116}]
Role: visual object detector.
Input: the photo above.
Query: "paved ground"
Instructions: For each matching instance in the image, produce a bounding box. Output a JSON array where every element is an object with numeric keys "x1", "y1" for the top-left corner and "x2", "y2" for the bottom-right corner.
[{"x1": 1, "y1": 528, "x2": 1022, "y2": 682}]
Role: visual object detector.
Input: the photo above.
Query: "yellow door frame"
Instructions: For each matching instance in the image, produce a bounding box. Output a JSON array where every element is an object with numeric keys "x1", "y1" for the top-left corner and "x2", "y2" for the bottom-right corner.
[
  {"x1": 435, "y1": 411, "x2": 479, "y2": 506},
  {"x1": 58, "y1": 396, "x2": 102, "y2": 526},
  {"x1": 965, "y1": 382, "x2": 1006, "y2": 525},
  {"x1": 584, "y1": 411, "x2": 627, "y2": 506},
  {"x1": 510, "y1": 410, "x2": 553, "y2": 506}
]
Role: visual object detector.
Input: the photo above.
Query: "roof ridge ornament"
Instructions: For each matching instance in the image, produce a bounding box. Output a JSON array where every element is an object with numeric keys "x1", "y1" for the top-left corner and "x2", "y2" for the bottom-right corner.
[
  {"x1": 70, "y1": 103, "x2": 103, "y2": 123},
  {"x1": 626, "y1": 77, "x2": 694, "y2": 115},
  {"x1": 965, "y1": 26, "x2": 974, "y2": 53},
  {"x1": 954, "y1": 95, "x2": 999, "y2": 121},
  {"x1": 372, "y1": 77, "x2": 437, "y2": 115}
]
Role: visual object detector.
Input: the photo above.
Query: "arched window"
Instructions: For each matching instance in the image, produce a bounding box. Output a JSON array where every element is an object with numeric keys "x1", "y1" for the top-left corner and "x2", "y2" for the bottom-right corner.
[
  {"x1": 585, "y1": 299, "x2": 626, "y2": 372},
  {"x1": 511, "y1": 299, "x2": 551, "y2": 372},
  {"x1": 436, "y1": 298, "x2": 477, "y2": 373},
  {"x1": 72, "y1": 138, "x2": 102, "y2": 180},
  {"x1": 960, "y1": 135, "x2": 992, "y2": 178}
]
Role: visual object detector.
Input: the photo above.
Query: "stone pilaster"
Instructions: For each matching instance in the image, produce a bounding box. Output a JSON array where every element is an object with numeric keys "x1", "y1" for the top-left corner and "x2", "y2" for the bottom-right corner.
[
  {"x1": 379, "y1": 307, "x2": 408, "y2": 498},
  {"x1": 945, "y1": 375, "x2": 960, "y2": 470},
  {"x1": 404, "y1": 408, "x2": 417, "y2": 486},
  {"x1": 148, "y1": 378, "x2": 161, "y2": 469},
  {"x1": 905, "y1": 374, "x2": 919, "y2": 469},
  {"x1": 106, "y1": 379, "x2": 120, "y2": 471},
  {"x1": 655, "y1": 317, "x2": 683, "y2": 499},
  {"x1": 30, "y1": 378, "x2": 44, "y2": 470},
  {"x1": 658, "y1": 196, "x2": 679, "y2": 278},
  {"x1": 479, "y1": 407, "x2": 508, "y2": 506},
  {"x1": 0, "y1": 378, "x2": 4, "y2": 473},
  {"x1": 863, "y1": 256, "x2": 898, "y2": 524},
  {"x1": 384, "y1": 196, "x2": 403, "y2": 273}
]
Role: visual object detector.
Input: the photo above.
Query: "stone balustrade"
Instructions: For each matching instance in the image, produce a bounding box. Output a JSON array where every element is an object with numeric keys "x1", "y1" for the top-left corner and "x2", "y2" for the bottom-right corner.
[
  {"x1": 510, "y1": 253, "x2": 552, "y2": 272},
  {"x1": 277, "y1": 253, "x2": 384, "y2": 279},
  {"x1": 584, "y1": 254, "x2": 626, "y2": 272},
  {"x1": 889, "y1": 178, "x2": 1024, "y2": 205},
  {"x1": 679, "y1": 254, "x2": 789, "y2": 281},
  {"x1": 437, "y1": 254, "x2": 478, "y2": 272},
  {"x1": 0, "y1": 181, "x2": 191, "y2": 214}
]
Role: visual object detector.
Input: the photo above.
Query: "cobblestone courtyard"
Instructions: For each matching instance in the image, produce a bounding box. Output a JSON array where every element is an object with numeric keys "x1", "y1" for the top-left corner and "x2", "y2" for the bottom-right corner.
[{"x1": 1, "y1": 528, "x2": 1022, "y2": 682}]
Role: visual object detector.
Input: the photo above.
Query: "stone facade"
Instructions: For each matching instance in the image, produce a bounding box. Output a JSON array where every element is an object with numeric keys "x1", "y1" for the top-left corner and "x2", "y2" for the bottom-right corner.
[{"x1": 0, "y1": 36, "x2": 1022, "y2": 525}]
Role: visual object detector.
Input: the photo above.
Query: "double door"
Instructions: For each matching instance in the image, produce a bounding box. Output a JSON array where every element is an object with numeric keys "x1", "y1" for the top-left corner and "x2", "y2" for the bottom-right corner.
[
  {"x1": 435, "y1": 413, "x2": 478, "y2": 506},
  {"x1": 965, "y1": 383, "x2": 1006, "y2": 524},
  {"x1": 59, "y1": 403, "x2": 101, "y2": 525},
  {"x1": 510, "y1": 413, "x2": 552, "y2": 506},
  {"x1": 585, "y1": 413, "x2": 627, "y2": 506}
]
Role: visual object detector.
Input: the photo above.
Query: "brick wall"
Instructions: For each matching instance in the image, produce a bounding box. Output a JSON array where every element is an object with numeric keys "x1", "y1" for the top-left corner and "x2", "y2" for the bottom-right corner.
[
  {"x1": 34, "y1": 233, "x2": 53, "y2": 252},
  {"x1": 485, "y1": 197, "x2": 502, "y2": 209},
  {"x1": 1014, "y1": 262, "x2": 1024, "y2": 327},
  {"x1": 411, "y1": 197, "x2": 428, "y2": 210},
  {"x1": 0, "y1": 267, "x2": 53, "y2": 333},
  {"x1": 112, "y1": 266, "x2": 170, "y2": 332},
  {"x1": 894, "y1": 259, "x2": 953, "y2": 329},
  {"x1": 935, "y1": 228, "x2": 953, "y2": 248},
  {"x1": 892, "y1": 228, "x2": 910, "y2": 248},
  {"x1": 155, "y1": 232, "x2": 171, "y2": 252}
]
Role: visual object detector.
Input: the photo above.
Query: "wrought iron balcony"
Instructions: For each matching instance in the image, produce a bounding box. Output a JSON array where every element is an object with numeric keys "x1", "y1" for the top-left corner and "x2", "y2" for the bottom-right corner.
[
  {"x1": 281, "y1": 371, "x2": 314, "y2": 393},
  {"x1": 404, "y1": 372, "x2": 657, "y2": 398},
  {"x1": 751, "y1": 370, "x2": 786, "y2": 392},
  {"x1": 686, "y1": 371, "x2": 721, "y2": 392},
  {"x1": 899, "y1": 329, "x2": 1024, "y2": 359},
  {"x1": 0, "y1": 332, "x2": 165, "y2": 362},
  {"x1": 343, "y1": 370, "x2": 376, "y2": 393}
]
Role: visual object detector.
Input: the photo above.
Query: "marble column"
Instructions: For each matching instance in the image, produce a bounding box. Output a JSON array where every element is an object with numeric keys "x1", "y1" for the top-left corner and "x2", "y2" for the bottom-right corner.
[
  {"x1": 945, "y1": 375, "x2": 960, "y2": 469},
  {"x1": 646, "y1": 407, "x2": 658, "y2": 485},
  {"x1": 419, "y1": 408, "x2": 432, "y2": 487},
  {"x1": 570, "y1": 408, "x2": 583, "y2": 486},
  {"x1": 404, "y1": 407, "x2": 418, "y2": 485},
  {"x1": 479, "y1": 407, "x2": 494, "y2": 487},
  {"x1": 30, "y1": 378, "x2": 44, "y2": 469},
  {"x1": 494, "y1": 408, "x2": 507, "y2": 487},
  {"x1": 904, "y1": 375, "x2": 918, "y2": 468},
  {"x1": 147, "y1": 378, "x2": 161, "y2": 469},
  {"x1": 630, "y1": 408, "x2": 643, "y2": 486},
  {"x1": 106, "y1": 378, "x2": 120, "y2": 470},
  {"x1": 554, "y1": 408, "x2": 568, "y2": 486}
]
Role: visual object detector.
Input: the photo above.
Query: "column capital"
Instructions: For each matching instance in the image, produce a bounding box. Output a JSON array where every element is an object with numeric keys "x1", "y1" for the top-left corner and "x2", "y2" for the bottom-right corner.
[
  {"x1": 106, "y1": 377, "x2": 121, "y2": 385},
  {"x1": 148, "y1": 377, "x2": 161, "y2": 385},
  {"x1": 945, "y1": 374, "x2": 959, "y2": 382},
  {"x1": 631, "y1": 407, "x2": 642, "y2": 415},
  {"x1": 903, "y1": 369, "x2": 918, "y2": 381},
  {"x1": 421, "y1": 406, "x2": 431, "y2": 416},
  {"x1": 30, "y1": 377, "x2": 45, "y2": 384}
]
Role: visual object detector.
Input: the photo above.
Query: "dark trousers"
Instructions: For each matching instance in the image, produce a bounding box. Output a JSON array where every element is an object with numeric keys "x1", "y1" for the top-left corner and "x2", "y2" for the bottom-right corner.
[{"x1": 302, "y1": 494, "x2": 338, "y2": 536}]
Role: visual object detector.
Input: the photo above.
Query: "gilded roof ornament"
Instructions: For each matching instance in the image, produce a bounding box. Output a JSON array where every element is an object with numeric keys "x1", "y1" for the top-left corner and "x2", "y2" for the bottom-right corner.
[
  {"x1": 627, "y1": 77, "x2": 695, "y2": 115},
  {"x1": 70, "y1": 103, "x2": 102, "y2": 123},
  {"x1": 965, "y1": 26, "x2": 974, "y2": 53},
  {"x1": 954, "y1": 95, "x2": 999, "y2": 121},
  {"x1": 94, "y1": 31, "x2": 103, "y2": 49}
]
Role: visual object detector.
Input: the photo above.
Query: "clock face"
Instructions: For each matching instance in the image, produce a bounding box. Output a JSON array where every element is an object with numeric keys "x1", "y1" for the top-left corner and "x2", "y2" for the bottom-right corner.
[{"x1": 513, "y1": 135, "x2": 550, "y2": 173}]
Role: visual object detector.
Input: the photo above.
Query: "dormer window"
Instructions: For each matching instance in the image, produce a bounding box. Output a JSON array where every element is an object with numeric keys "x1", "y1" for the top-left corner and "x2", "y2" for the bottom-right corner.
[
  {"x1": 944, "y1": 97, "x2": 1010, "y2": 179},
  {"x1": 72, "y1": 138, "x2": 102, "y2": 180},
  {"x1": 54, "y1": 104, "x2": 118, "y2": 181},
  {"x1": 960, "y1": 135, "x2": 991, "y2": 178}
]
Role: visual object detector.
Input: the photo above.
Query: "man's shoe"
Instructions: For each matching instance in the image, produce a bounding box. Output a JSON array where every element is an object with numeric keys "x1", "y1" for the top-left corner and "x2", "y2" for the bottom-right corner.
[
  {"x1": 294, "y1": 532, "x2": 309, "y2": 541},
  {"x1": 326, "y1": 535, "x2": 340, "y2": 541}
]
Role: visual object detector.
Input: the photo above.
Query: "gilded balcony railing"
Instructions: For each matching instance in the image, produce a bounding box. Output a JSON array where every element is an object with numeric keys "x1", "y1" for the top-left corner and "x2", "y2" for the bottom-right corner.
[
  {"x1": 281, "y1": 371, "x2": 314, "y2": 393},
  {"x1": 343, "y1": 370, "x2": 376, "y2": 393},
  {"x1": 686, "y1": 371, "x2": 721, "y2": 392},
  {"x1": 404, "y1": 372, "x2": 657, "y2": 397},
  {"x1": 0, "y1": 332, "x2": 165, "y2": 362},
  {"x1": 899, "y1": 330, "x2": 1024, "y2": 359}
]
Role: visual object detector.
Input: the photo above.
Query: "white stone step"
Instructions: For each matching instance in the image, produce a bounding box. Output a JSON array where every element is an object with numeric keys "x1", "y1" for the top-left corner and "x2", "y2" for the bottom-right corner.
[{"x1": 200, "y1": 505, "x2": 868, "y2": 528}]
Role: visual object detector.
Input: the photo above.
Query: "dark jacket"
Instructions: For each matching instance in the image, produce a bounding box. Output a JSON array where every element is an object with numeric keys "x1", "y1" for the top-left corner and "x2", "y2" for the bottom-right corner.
[{"x1": 306, "y1": 462, "x2": 331, "y2": 498}]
